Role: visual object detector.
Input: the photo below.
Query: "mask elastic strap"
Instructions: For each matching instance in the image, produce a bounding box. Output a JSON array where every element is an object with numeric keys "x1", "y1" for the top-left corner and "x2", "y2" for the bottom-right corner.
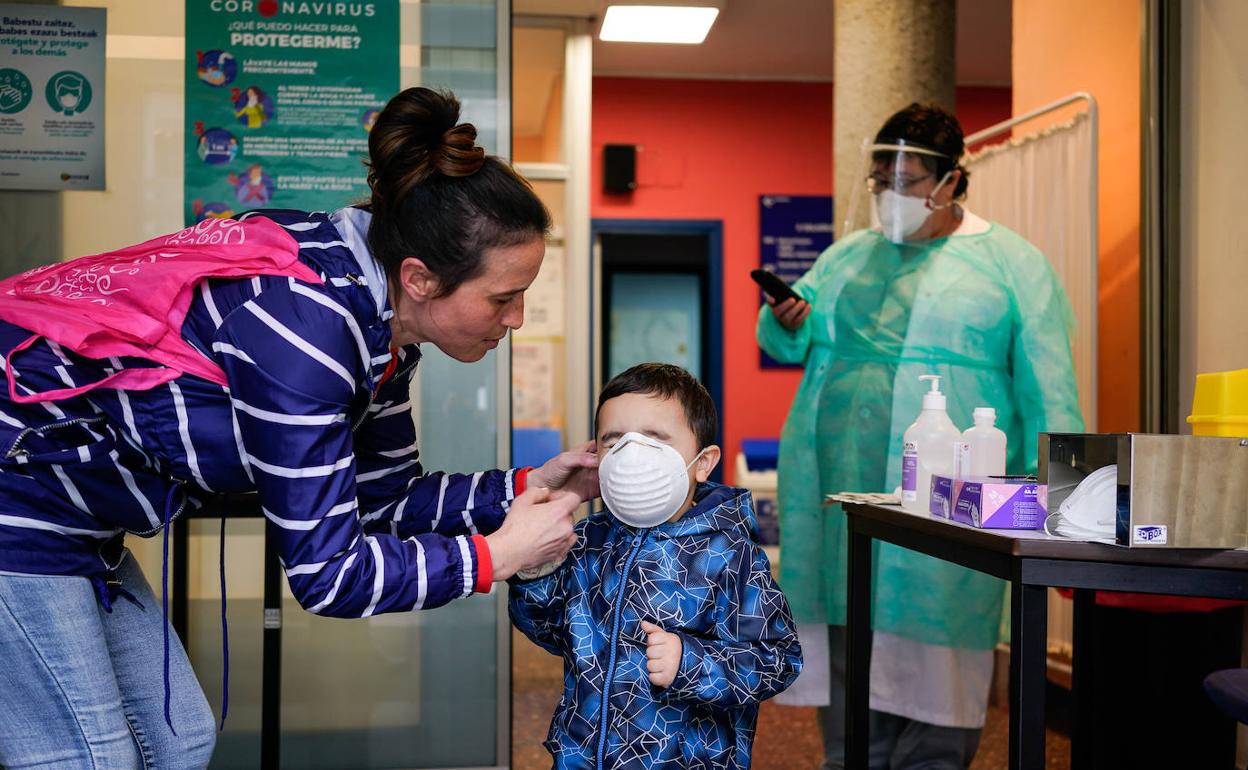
[
  {"x1": 925, "y1": 170, "x2": 955, "y2": 211},
  {"x1": 683, "y1": 447, "x2": 709, "y2": 472}
]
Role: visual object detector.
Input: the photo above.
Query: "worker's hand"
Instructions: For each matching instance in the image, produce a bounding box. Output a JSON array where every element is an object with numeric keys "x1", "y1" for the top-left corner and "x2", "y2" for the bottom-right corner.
[
  {"x1": 527, "y1": 441, "x2": 600, "y2": 503},
  {"x1": 486, "y1": 486, "x2": 578, "y2": 581},
  {"x1": 767, "y1": 296, "x2": 811, "y2": 331},
  {"x1": 640, "y1": 620, "x2": 683, "y2": 689}
]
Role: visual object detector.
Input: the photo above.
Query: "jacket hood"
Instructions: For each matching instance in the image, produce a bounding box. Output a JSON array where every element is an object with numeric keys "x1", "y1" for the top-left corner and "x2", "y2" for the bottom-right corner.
[{"x1": 617, "y1": 482, "x2": 759, "y2": 541}]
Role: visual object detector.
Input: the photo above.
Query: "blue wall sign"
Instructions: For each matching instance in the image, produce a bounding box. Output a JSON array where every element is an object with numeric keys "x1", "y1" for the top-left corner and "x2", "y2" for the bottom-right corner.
[{"x1": 758, "y1": 194, "x2": 833, "y2": 369}]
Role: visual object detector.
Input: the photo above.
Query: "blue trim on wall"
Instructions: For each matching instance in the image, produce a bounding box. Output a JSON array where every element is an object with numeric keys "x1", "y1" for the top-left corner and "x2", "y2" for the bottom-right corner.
[{"x1": 591, "y1": 219, "x2": 725, "y2": 480}]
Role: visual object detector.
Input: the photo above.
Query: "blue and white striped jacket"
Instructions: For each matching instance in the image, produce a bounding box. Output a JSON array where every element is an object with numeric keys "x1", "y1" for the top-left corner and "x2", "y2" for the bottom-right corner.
[
  {"x1": 0, "y1": 208, "x2": 517, "y2": 616},
  {"x1": 510, "y1": 484, "x2": 802, "y2": 770}
]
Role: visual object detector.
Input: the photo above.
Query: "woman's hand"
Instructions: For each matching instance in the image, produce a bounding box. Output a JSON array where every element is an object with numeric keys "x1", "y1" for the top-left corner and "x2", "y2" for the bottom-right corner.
[
  {"x1": 485, "y1": 486, "x2": 579, "y2": 581},
  {"x1": 768, "y1": 296, "x2": 811, "y2": 331},
  {"x1": 527, "y1": 441, "x2": 599, "y2": 503}
]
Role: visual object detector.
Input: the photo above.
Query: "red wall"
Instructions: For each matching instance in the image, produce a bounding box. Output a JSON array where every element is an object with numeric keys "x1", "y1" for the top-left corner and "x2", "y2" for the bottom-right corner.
[{"x1": 591, "y1": 77, "x2": 1012, "y2": 482}]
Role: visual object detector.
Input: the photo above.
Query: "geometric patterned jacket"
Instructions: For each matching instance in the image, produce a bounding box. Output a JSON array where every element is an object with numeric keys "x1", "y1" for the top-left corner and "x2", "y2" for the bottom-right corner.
[{"x1": 510, "y1": 483, "x2": 802, "y2": 769}]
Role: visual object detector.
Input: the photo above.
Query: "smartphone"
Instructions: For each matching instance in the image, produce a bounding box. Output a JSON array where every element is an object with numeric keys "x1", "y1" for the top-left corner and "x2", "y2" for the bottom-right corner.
[{"x1": 750, "y1": 269, "x2": 802, "y2": 305}]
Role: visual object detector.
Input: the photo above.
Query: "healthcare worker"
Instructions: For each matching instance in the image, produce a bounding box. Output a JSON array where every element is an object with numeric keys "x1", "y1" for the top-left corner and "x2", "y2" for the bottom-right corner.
[
  {"x1": 757, "y1": 103, "x2": 1083, "y2": 769},
  {"x1": 0, "y1": 87, "x2": 594, "y2": 768}
]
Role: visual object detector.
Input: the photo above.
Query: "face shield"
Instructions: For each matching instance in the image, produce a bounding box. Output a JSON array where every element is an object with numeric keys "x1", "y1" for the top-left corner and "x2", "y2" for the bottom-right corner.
[{"x1": 841, "y1": 139, "x2": 955, "y2": 244}]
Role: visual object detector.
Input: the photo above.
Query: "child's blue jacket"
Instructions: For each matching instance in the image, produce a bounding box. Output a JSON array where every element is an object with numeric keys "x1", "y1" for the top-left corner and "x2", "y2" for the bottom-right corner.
[{"x1": 509, "y1": 482, "x2": 802, "y2": 770}]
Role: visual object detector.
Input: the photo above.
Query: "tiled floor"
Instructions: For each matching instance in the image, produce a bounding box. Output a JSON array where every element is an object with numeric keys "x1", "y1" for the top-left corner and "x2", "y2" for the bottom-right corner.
[{"x1": 511, "y1": 629, "x2": 1072, "y2": 769}]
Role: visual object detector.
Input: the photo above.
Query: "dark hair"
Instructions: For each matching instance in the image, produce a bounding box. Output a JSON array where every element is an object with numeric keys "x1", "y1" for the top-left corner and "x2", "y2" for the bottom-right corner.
[
  {"x1": 873, "y1": 103, "x2": 970, "y2": 198},
  {"x1": 365, "y1": 87, "x2": 551, "y2": 296},
  {"x1": 596, "y1": 363, "x2": 717, "y2": 449}
]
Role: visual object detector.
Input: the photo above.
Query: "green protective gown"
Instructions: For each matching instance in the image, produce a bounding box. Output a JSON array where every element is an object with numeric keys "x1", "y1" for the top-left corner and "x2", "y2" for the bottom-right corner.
[{"x1": 757, "y1": 222, "x2": 1085, "y2": 651}]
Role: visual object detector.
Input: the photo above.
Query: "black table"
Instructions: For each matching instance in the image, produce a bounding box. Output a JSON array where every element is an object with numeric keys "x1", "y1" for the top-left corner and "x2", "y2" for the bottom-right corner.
[{"x1": 842, "y1": 502, "x2": 1248, "y2": 770}]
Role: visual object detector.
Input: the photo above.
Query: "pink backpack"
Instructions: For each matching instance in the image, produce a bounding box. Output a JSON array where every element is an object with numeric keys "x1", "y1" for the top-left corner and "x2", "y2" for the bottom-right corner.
[{"x1": 0, "y1": 216, "x2": 322, "y2": 404}]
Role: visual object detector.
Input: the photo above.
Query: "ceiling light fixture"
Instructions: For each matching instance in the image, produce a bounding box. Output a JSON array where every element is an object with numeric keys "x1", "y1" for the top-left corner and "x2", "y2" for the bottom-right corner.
[{"x1": 598, "y1": 1, "x2": 722, "y2": 45}]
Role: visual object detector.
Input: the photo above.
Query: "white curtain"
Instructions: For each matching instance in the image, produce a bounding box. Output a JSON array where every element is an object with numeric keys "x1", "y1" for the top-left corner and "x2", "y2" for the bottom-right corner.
[
  {"x1": 964, "y1": 113, "x2": 1097, "y2": 430},
  {"x1": 965, "y1": 113, "x2": 1096, "y2": 658}
]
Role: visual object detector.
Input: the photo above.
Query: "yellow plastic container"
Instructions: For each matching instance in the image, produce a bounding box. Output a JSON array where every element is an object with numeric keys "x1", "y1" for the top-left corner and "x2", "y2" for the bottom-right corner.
[{"x1": 1187, "y1": 368, "x2": 1248, "y2": 437}]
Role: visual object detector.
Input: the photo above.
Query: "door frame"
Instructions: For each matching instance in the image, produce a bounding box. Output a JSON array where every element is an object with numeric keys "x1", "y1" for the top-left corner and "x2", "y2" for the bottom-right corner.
[{"x1": 589, "y1": 218, "x2": 724, "y2": 467}]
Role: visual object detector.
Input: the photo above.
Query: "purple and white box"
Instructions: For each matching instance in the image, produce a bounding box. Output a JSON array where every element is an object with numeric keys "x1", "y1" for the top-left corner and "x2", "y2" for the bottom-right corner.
[
  {"x1": 930, "y1": 475, "x2": 956, "y2": 519},
  {"x1": 929, "y1": 475, "x2": 1046, "y2": 530}
]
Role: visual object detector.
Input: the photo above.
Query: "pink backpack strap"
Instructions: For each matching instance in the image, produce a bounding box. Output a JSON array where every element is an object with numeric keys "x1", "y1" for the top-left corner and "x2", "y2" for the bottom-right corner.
[{"x1": 6, "y1": 334, "x2": 182, "y2": 405}]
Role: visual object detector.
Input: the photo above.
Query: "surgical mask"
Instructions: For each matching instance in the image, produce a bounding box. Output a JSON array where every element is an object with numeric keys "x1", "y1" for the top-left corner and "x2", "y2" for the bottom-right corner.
[
  {"x1": 599, "y1": 432, "x2": 705, "y2": 528},
  {"x1": 873, "y1": 170, "x2": 953, "y2": 244},
  {"x1": 55, "y1": 80, "x2": 82, "y2": 111},
  {"x1": 1044, "y1": 465, "x2": 1118, "y2": 541}
]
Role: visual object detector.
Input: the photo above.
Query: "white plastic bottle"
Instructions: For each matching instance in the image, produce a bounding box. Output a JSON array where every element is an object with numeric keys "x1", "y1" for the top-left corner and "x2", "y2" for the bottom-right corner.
[
  {"x1": 901, "y1": 374, "x2": 963, "y2": 514},
  {"x1": 963, "y1": 407, "x2": 1008, "y2": 478}
]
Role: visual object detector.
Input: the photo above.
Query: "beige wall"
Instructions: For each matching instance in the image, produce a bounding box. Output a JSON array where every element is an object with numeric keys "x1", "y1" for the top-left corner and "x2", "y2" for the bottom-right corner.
[
  {"x1": 60, "y1": 1, "x2": 185, "y2": 257},
  {"x1": 1013, "y1": 0, "x2": 1141, "y2": 433},
  {"x1": 1178, "y1": 0, "x2": 1248, "y2": 428}
]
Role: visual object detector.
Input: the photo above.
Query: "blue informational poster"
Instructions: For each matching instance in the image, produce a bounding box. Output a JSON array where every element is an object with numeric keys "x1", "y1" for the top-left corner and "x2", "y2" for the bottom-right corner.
[
  {"x1": 0, "y1": 4, "x2": 106, "y2": 191},
  {"x1": 758, "y1": 194, "x2": 833, "y2": 369}
]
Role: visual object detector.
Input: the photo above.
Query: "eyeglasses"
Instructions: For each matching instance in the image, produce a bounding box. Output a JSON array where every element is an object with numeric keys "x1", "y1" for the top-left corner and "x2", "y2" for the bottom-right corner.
[{"x1": 866, "y1": 173, "x2": 934, "y2": 195}]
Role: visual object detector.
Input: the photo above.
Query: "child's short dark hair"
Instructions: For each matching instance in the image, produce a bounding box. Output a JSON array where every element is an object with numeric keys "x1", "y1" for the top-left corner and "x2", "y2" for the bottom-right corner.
[{"x1": 596, "y1": 363, "x2": 717, "y2": 449}]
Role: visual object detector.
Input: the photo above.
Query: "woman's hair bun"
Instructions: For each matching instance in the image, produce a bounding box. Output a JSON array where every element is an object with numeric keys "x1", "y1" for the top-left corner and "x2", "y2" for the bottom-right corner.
[
  {"x1": 367, "y1": 87, "x2": 486, "y2": 209},
  {"x1": 438, "y1": 122, "x2": 486, "y2": 178}
]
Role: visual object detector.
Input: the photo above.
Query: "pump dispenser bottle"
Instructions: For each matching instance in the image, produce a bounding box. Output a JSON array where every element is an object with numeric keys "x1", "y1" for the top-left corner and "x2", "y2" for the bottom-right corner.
[
  {"x1": 901, "y1": 374, "x2": 963, "y2": 513},
  {"x1": 962, "y1": 407, "x2": 1007, "y2": 477}
]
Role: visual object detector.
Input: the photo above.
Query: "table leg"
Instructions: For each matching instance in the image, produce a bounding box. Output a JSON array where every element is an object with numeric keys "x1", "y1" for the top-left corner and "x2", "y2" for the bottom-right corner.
[
  {"x1": 1009, "y1": 579, "x2": 1047, "y2": 770},
  {"x1": 1071, "y1": 587, "x2": 1095, "y2": 769},
  {"x1": 261, "y1": 531, "x2": 282, "y2": 769},
  {"x1": 846, "y1": 525, "x2": 873, "y2": 768}
]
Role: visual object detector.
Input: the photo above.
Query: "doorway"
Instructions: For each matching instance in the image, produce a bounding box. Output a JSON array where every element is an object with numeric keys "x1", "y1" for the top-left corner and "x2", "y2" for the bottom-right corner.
[{"x1": 592, "y1": 219, "x2": 723, "y2": 479}]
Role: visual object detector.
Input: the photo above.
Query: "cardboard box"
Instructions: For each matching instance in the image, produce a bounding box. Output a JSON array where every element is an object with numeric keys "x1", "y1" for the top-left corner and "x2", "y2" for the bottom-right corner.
[{"x1": 930, "y1": 475, "x2": 1046, "y2": 530}]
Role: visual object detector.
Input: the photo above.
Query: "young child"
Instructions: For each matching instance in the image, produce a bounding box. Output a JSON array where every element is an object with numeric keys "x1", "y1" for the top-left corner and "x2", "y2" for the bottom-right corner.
[{"x1": 510, "y1": 363, "x2": 802, "y2": 770}]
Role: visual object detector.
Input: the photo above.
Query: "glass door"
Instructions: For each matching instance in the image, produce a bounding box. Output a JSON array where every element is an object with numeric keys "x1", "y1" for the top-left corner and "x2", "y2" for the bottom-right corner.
[{"x1": 26, "y1": 1, "x2": 515, "y2": 766}]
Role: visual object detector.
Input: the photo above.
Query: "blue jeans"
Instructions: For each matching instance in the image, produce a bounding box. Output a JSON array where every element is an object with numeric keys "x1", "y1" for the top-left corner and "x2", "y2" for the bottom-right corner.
[{"x1": 0, "y1": 552, "x2": 215, "y2": 769}]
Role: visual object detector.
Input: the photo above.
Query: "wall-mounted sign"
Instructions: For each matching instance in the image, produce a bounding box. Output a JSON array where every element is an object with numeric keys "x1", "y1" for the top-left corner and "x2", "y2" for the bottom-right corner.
[
  {"x1": 0, "y1": 4, "x2": 106, "y2": 191},
  {"x1": 184, "y1": 0, "x2": 398, "y2": 223},
  {"x1": 758, "y1": 194, "x2": 833, "y2": 369}
]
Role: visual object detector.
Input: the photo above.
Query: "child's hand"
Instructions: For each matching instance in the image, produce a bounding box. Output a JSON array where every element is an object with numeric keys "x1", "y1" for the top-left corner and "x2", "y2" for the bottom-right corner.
[{"x1": 640, "y1": 620, "x2": 682, "y2": 688}]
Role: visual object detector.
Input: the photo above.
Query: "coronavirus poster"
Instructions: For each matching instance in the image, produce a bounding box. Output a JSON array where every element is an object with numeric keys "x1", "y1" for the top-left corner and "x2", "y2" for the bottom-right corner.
[
  {"x1": 184, "y1": 0, "x2": 397, "y2": 224},
  {"x1": 0, "y1": 4, "x2": 106, "y2": 191}
]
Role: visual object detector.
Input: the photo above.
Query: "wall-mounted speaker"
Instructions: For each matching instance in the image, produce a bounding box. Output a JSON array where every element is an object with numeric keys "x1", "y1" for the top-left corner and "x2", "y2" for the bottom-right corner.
[{"x1": 603, "y1": 144, "x2": 637, "y2": 194}]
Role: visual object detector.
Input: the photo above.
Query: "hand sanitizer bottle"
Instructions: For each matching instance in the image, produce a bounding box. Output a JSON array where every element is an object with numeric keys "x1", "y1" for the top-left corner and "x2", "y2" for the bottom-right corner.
[
  {"x1": 963, "y1": 407, "x2": 1007, "y2": 477},
  {"x1": 901, "y1": 374, "x2": 963, "y2": 514}
]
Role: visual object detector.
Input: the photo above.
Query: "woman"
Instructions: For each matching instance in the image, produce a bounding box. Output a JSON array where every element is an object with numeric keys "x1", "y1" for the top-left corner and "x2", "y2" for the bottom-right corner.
[
  {"x1": 757, "y1": 103, "x2": 1083, "y2": 769},
  {"x1": 0, "y1": 87, "x2": 593, "y2": 768}
]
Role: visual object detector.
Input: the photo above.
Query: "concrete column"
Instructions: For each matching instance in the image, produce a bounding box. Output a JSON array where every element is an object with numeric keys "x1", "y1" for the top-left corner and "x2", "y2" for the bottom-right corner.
[{"x1": 834, "y1": 0, "x2": 956, "y2": 233}]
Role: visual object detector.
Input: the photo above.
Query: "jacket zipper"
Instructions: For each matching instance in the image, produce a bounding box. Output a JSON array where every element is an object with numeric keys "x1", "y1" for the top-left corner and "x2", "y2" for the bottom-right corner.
[
  {"x1": 4, "y1": 414, "x2": 191, "y2": 537},
  {"x1": 351, "y1": 355, "x2": 418, "y2": 433},
  {"x1": 131, "y1": 480, "x2": 190, "y2": 537},
  {"x1": 595, "y1": 530, "x2": 649, "y2": 770},
  {"x1": 5, "y1": 416, "x2": 107, "y2": 459}
]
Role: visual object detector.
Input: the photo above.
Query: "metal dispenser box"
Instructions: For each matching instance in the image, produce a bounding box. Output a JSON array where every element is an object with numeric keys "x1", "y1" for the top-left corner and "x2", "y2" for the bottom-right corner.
[{"x1": 1039, "y1": 433, "x2": 1248, "y2": 549}]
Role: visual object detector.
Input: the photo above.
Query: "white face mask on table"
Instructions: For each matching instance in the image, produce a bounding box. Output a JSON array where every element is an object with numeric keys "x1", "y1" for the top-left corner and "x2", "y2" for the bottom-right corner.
[{"x1": 1045, "y1": 464, "x2": 1119, "y2": 541}]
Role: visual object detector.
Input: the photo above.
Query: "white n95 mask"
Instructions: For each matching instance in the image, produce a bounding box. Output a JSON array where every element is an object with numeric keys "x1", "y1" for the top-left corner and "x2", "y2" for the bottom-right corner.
[
  {"x1": 599, "y1": 432, "x2": 704, "y2": 528},
  {"x1": 1044, "y1": 464, "x2": 1118, "y2": 541}
]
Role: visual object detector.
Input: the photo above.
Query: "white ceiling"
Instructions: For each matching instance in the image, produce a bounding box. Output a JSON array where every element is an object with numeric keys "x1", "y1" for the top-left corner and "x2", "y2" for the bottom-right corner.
[{"x1": 513, "y1": 0, "x2": 1012, "y2": 85}]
